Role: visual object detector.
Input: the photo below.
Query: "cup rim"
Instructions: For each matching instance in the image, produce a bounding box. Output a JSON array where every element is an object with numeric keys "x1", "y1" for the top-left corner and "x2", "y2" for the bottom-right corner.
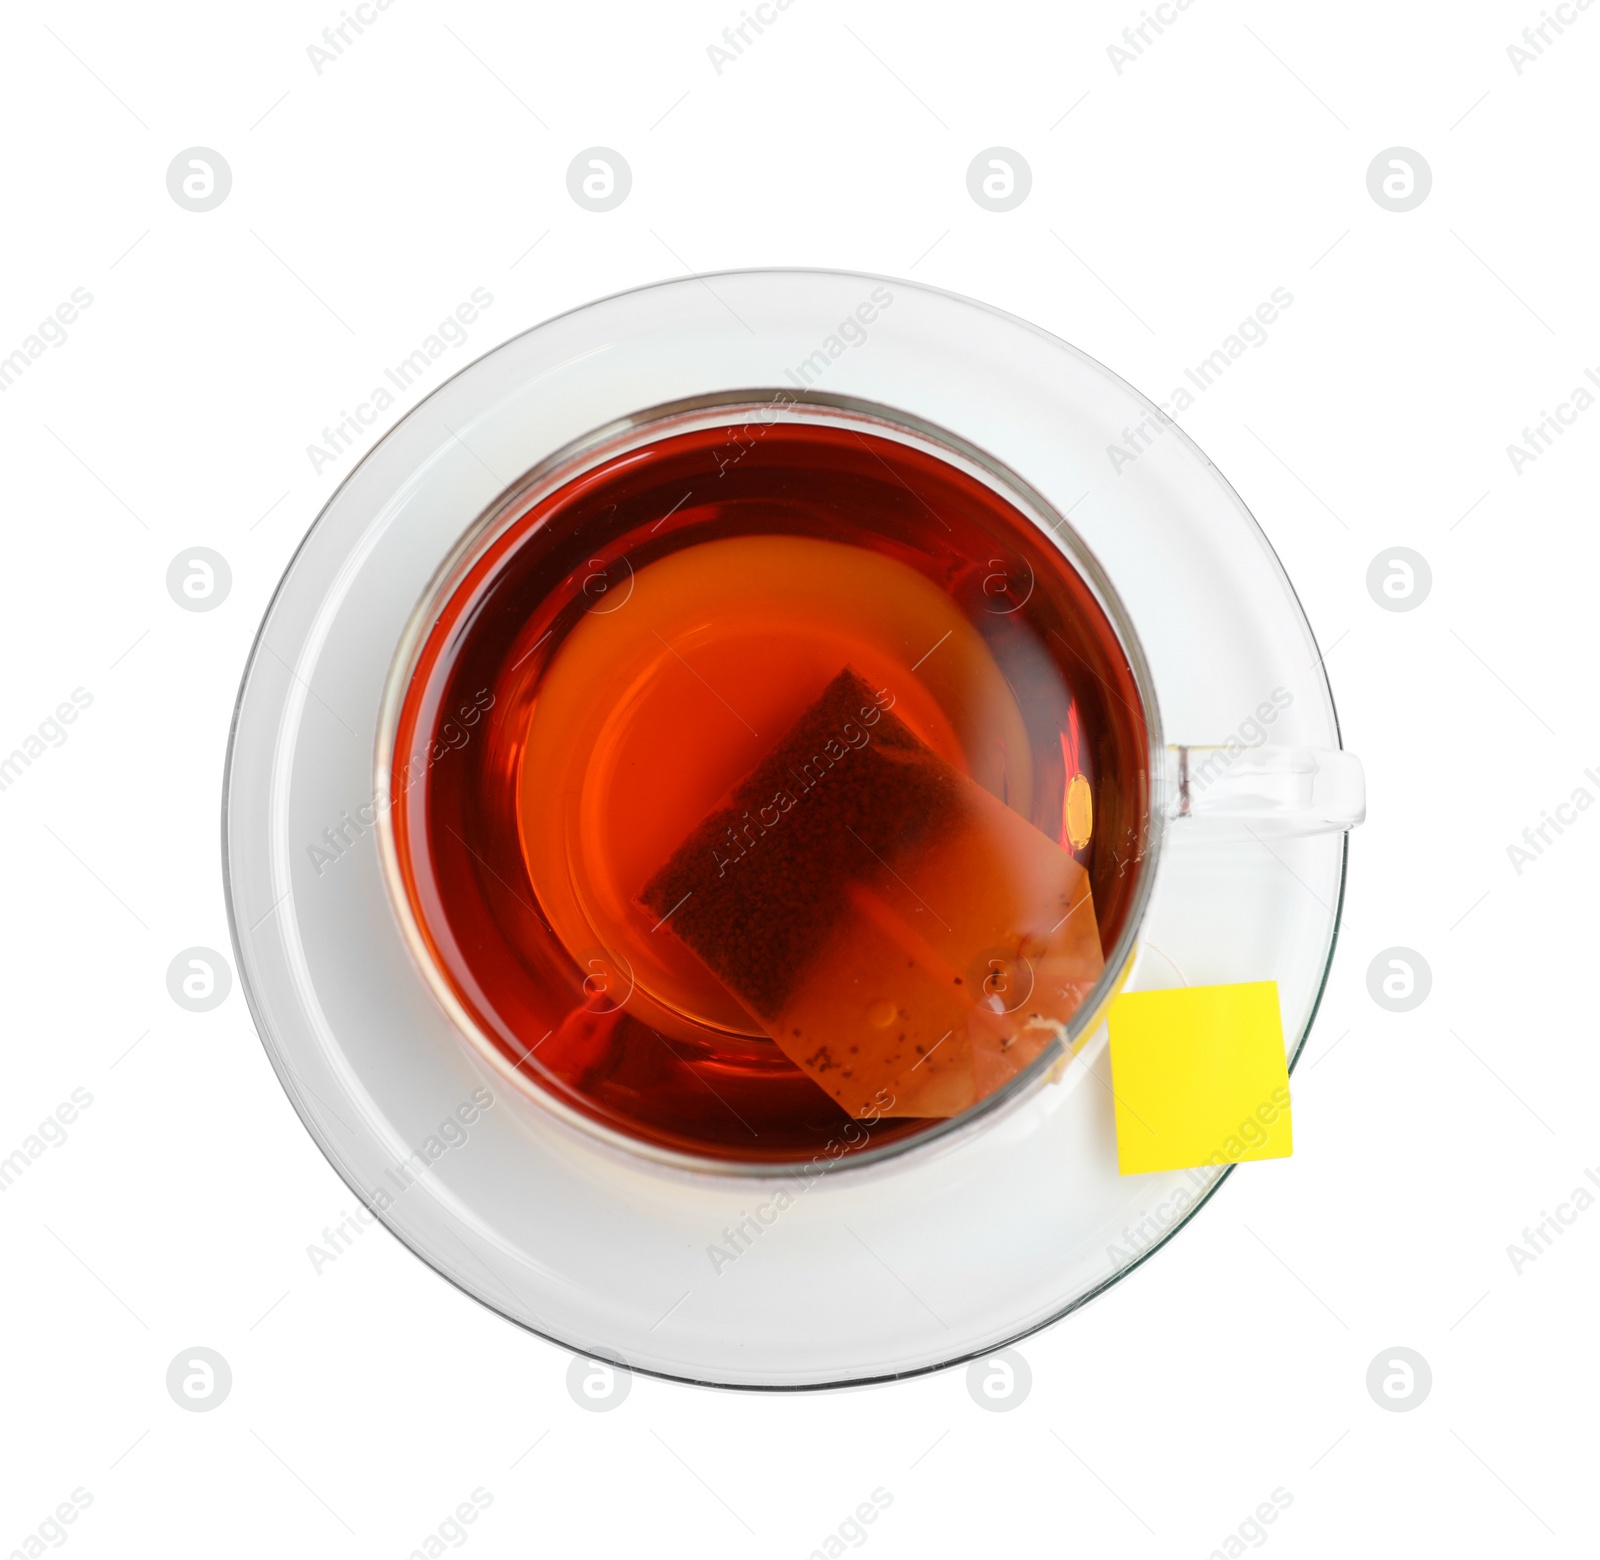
[{"x1": 374, "y1": 386, "x2": 1168, "y2": 1180}]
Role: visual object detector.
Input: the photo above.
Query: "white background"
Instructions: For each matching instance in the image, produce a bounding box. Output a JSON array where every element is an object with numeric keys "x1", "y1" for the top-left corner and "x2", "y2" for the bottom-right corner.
[{"x1": 2, "y1": 0, "x2": 1596, "y2": 1555}]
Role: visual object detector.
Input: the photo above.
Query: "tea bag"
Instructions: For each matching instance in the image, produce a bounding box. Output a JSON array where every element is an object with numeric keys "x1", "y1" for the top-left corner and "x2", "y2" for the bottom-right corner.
[{"x1": 639, "y1": 669, "x2": 1104, "y2": 1118}]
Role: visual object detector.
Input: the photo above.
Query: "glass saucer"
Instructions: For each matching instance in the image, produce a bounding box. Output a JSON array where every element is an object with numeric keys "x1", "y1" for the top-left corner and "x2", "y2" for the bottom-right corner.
[{"x1": 224, "y1": 269, "x2": 1350, "y2": 1388}]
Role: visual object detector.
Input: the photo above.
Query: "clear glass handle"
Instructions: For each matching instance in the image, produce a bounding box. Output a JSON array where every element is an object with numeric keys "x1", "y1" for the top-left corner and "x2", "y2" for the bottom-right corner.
[{"x1": 1167, "y1": 745, "x2": 1366, "y2": 835}]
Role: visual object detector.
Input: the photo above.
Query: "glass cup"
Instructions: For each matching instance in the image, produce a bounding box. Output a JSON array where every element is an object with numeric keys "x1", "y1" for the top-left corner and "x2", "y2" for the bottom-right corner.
[
  {"x1": 376, "y1": 389, "x2": 1364, "y2": 1175},
  {"x1": 225, "y1": 269, "x2": 1364, "y2": 1387}
]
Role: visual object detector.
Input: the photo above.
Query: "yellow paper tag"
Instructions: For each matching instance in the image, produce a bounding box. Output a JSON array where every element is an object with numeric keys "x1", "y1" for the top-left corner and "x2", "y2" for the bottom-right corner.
[{"x1": 1107, "y1": 981, "x2": 1292, "y2": 1176}]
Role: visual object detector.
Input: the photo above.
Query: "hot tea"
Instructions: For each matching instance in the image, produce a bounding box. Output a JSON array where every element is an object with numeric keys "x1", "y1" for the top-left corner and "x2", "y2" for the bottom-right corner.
[{"x1": 388, "y1": 403, "x2": 1148, "y2": 1165}]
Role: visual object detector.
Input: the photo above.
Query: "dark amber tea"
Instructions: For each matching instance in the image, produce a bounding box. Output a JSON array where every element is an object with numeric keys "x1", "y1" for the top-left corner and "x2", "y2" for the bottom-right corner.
[{"x1": 390, "y1": 404, "x2": 1149, "y2": 1165}]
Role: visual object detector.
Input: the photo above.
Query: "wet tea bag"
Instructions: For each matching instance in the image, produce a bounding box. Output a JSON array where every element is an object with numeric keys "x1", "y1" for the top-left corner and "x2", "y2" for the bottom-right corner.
[{"x1": 640, "y1": 669, "x2": 1104, "y2": 1118}]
